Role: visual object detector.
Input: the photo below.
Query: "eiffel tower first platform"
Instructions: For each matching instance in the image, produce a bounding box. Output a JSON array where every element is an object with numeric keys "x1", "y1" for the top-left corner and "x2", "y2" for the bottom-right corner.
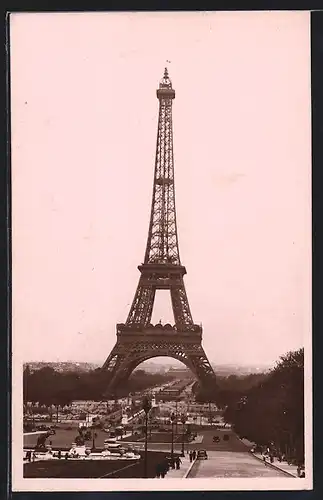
[{"x1": 102, "y1": 68, "x2": 216, "y2": 395}]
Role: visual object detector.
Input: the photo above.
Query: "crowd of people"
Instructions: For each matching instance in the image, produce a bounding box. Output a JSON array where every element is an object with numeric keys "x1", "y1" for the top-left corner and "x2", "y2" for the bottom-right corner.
[
  {"x1": 189, "y1": 450, "x2": 197, "y2": 462},
  {"x1": 155, "y1": 455, "x2": 183, "y2": 478},
  {"x1": 154, "y1": 450, "x2": 199, "y2": 478},
  {"x1": 25, "y1": 450, "x2": 37, "y2": 462}
]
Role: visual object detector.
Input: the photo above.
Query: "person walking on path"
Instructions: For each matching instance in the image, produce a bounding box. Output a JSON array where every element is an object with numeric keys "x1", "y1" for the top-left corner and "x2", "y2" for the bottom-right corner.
[
  {"x1": 189, "y1": 450, "x2": 193, "y2": 462},
  {"x1": 155, "y1": 463, "x2": 161, "y2": 478},
  {"x1": 161, "y1": 459, "x2": 168, "y2": 478},
  {"x1": 175, "y1": 456, "x2": 182, "y2": 470},
  {"x1": 192, "y1": 450, "x2": 196, "y2": 460}
]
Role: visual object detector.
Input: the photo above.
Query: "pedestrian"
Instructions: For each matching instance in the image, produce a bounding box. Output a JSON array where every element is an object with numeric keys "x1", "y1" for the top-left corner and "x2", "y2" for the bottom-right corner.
[
  {"x1": 189, "y1": 450, "x2": 193, "y2": 462},
  {"x1": 171, "y1": 457, "x2": 175, "y2": 469},
  {"x1": 175, "y1": 456, "x2": 182, "y2": 470},
  {"x1": 32, "y1": 451, "x2": 36, "y2": 462},
  {"x1": 192, "y1": 450, "x2": 196, "y2": 460},
  {"x1": 270, "y1": 455, "x2": 274, "y2": 464},
  {"x1": 58, "y1": 449, "x2": 62, "y2": 460},
  {"x1": 163, "y1": 458, "x2": 169, "y2": 473},
  {"x1": 161, "y1": 459, "x2": 168, "y2": 478},
  {"x1": 27, "y1": 450, "x2": 32, "y2": 462},
  {"x1": 297, "y1": 465, "x2": 301, "y2": 477},
  {"x1": 65, "y1": 452, "x2": 69, "y2": 460},
  {"x1": 155, "y1": 463, "x2": 161, "y2": 478}
]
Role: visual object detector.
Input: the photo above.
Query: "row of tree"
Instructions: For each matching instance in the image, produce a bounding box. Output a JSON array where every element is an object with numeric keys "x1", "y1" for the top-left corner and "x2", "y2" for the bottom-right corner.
[
  {"x1": 23, "y1": 365, "x2": 175, "y2": 407},
  {"x1": 195, "y1": 348, "x2": 304, "y2": 463},
  {"x1": 194, "y1": 372, "x2": 268, "y2": 408}
]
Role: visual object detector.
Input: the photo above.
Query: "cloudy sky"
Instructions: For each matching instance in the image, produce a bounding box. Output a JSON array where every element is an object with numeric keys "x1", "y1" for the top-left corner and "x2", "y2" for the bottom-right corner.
[{"x1": 11, "y1": 11, "x2": 311, "y2": 368}]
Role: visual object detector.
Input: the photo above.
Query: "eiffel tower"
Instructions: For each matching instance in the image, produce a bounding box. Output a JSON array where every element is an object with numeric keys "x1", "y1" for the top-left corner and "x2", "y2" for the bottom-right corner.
[{"x1": 102, "y1": 68, "x2": 216, "y2": 395}]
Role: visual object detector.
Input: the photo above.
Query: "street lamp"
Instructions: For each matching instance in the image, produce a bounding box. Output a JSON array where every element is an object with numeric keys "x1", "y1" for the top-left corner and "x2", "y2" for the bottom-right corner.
[
  {"x1": 181, "y1": 414, "x2": 187, "y2": 457},
  {"x1": 142, "y1": 396, "x2": 152, "y2": 479},
  {"x1": 208, "y1": 401, "x2": 212, "y2": 427},
  {"x1": 170, "y1": 412, "x2": 176, "y2": 460},
  {"x1": 92, "y1": 426, "x2": 97, "y2": 451},
  {"x1": 148, "y1": 413, "x2": 153, "y2": 439}
]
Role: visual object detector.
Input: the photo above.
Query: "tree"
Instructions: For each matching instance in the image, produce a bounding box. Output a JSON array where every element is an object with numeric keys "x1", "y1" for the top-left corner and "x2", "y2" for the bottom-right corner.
[
  {"x1": 23, "y1": 365, "x2": 31, "y2": 404},
  {"x1": 23, "y1": 365, "x2": 176, "y2": 405},
  {"x1": 224, "y1": 348, "x2": 304, "y2": 463}
]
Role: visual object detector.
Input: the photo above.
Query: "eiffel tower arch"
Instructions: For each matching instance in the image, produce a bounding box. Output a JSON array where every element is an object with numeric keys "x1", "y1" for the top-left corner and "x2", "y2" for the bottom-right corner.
[{"x1": 102, "y1": 69, "x2": 216, "y2": 395}]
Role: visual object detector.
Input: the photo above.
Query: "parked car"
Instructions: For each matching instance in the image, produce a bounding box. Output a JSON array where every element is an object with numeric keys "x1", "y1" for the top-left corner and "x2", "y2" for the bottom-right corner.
[{"x1": 197, "y1": 449, "x2": 208, "y2": 460}]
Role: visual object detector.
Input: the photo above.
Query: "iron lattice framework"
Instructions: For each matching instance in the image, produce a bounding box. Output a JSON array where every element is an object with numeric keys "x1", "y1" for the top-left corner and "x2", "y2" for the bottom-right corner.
[{"x1": 102, "y1": 69, "x2": 216, "y2": 394}]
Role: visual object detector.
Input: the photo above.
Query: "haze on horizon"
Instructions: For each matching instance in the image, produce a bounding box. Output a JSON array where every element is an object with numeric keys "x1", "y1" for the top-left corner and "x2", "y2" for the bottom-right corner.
[{"x1": 11, "y1": 12, "x2": 311, "y2": 369}]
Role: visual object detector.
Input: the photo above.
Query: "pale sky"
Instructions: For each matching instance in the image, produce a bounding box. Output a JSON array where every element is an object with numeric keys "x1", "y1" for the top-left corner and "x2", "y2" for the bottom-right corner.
[{"x1": 11, "y1": 11, "x2": 311, "y2": 368}]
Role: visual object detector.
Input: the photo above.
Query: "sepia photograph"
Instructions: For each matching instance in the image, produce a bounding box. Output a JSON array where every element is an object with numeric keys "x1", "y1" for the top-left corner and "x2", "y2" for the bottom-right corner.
[{"x1": 10, "y1": 10, "x2": 312, "y2": 492}]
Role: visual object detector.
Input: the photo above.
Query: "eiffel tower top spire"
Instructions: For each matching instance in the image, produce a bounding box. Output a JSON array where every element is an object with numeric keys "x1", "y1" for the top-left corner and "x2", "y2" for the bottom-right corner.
[
  {"x1": 159, "y1": 67, "x2": 172, "y2": 89},
  {"x1": 144, "y1": 68, "x2": 180, "y2": 265}
]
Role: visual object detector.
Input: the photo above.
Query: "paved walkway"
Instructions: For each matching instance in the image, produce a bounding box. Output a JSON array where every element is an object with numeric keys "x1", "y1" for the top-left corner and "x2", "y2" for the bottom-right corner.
[
  {"x1": 24, "y1": 431, "x2": 48, "y2": 436},
  {"x1": 252, "y1": 453, "x2": 298, "y2": 477},
  {"x1": 239, "y1": 438, "x2": 300, "y2": 478},
  {"x1": 188, "y1": 451, "x2": 287, "y2": 478},
  {"x1": 123, "y1": 434, "x2": 204, "y2": 446},
  {"x1": 116, "y1": 432, "x2": 132, "y2": 441}
]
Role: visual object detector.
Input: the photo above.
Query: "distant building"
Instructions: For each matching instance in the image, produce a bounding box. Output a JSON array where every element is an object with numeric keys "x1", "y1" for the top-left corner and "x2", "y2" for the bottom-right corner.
[
  {"x1": 23, "y1": 361, "x2": 100, "y2": 373},
  {"x1": 70, "y1": 400, "x2": 110, "y2": 412},
  {"x1": 167, "y1": 367, "x2": 191, "y2": 377}
]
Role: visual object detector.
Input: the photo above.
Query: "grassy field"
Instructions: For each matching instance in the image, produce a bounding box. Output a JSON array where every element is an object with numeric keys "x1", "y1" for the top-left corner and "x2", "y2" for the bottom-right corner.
[
  {"x1": 24, "y1": 428, "x2": 112, "y2": 450},
  {"x1": 24, "y1": 451, "x2": 177, "y2": 478}
]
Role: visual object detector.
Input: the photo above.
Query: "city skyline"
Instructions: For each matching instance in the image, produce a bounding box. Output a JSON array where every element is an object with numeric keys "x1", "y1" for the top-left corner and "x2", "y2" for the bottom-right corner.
[
  {"x1": 23, "y1": 357, "x2": 274, "y2": 371},
  {"x1": 12, "y1": 11, "x2": 311, "y2": 368}
]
